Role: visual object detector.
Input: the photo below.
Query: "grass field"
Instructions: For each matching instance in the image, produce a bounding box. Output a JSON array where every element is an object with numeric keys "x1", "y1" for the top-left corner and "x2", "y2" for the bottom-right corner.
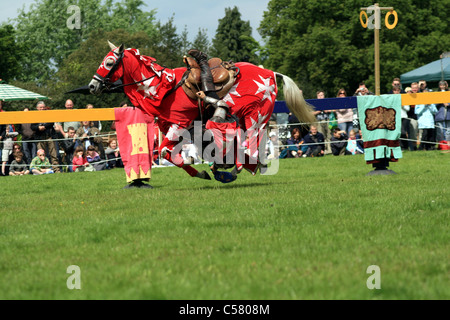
[{"x1": 0, "y1": 151, "x2": 449, "y2": 300}]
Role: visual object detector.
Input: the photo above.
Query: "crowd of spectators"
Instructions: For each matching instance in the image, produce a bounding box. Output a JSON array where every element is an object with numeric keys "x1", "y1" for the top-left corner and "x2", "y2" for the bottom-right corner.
[
  {"x1": 0, "y1": 99, "x2": 124, "y2": 176},
  {"x1": 266, "y1": 79, "x2": 449, "y2": 160}
]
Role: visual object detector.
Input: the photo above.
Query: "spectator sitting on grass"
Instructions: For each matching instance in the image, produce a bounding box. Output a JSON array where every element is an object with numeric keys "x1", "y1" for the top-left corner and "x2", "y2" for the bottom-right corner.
[
  {"x1": 76, "y1": 120, "x2": 105, "y2": 158},
  {"x1": 62, "y1": 126, "x2": 77, "y2": 171},
  {"x1": 283, "y1": 127, "x2": 303, "y2": 158},
  {"x1": 9, "y1": 152, "x2": 30, "y2": 176},
  {"x1": 302, "y1": 125, "x2": 325, "y2": 157},
  {"x1": 266, "y1": 131, "x2": 279, "y2": 160},
  {"x1": 346, "y1": 129, "x2": 364, "y2": 155},
  {"x1": 330, "y1": 128, "x2": 351, "y2": 156},
  {"x1": 86, "y1": 145, "x2": 106, "y2": 171},
  {"x1": 30, "y1": 149, "x2": 54, "y2": 175},
  {"x1": 72, "y1": 146, "x2": 95, "y2": 172},
  {"x1": 105, "y1": 138, "x2": 123, "y2": 169}
]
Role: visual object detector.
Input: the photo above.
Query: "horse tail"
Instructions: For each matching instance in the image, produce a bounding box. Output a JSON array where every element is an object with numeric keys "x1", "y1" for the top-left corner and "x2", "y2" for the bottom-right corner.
[{"x1": 275, "y1": 72, "x2": 316, "y2": 127}]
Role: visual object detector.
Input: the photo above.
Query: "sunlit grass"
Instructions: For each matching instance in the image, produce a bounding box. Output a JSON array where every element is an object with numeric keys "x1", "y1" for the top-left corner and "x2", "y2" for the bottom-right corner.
[{"x1": 0, "y1": 151, "x2": 448, "y2": 299}]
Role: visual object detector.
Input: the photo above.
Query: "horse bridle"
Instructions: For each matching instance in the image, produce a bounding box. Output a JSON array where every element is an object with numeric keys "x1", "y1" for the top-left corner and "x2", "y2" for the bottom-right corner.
[
  {"x1": 93, "y1": 50, "x2": 125, "y2": 92},
  {"x1": 93, "y1": 50, "x2": 165, "y2": 92}
]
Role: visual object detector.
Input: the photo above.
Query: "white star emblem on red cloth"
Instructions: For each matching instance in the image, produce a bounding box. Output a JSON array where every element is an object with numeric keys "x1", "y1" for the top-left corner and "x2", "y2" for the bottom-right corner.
[
  {"x1": 248, "y1": 111, "x2": 268, "y2": 138},
  {"x1": 163, "y1": 70, "x2": 175, "y2": 83},
  {"x1": 254, "y1": 75, "x2": 276, "y2": 102},
  {"x1": 136, "y1": 73, "x2": 159, "y2": 99},
  {"x1": 223, "y1": 83, "x2": 241, "y2": 105}
]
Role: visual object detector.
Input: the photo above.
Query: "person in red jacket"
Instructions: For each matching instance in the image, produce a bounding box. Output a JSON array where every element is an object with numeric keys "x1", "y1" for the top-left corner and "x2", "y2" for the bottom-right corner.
[{"x1": 72, "y1": 146, "x2": 94, "y2": 172}]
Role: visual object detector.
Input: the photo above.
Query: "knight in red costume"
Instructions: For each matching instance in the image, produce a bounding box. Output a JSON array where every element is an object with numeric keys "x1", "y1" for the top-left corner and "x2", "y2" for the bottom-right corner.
[{"x1": 189, "y1": 49, "x2": 278, "y2": 177}]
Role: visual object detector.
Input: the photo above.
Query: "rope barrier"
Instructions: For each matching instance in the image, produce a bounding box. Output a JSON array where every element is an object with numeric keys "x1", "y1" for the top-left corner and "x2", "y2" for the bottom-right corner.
[
  {"x1": 2, "y1": 124, "x2": 446, "y2": 149},
  {"x1": 275, "y1": 137, "x2": 441, "y2": 149},
  {"x1": 2, "y1": 156, "x2": 122, "y2": 168},
  {"x1": 7, "y1": 132, "x2": 117, "y2": 144},
  {"x1": 269, "y1": 117, "x2": 449, "y2": 130},
  {"x1": 276, "y1": 138, "x2": 363, "y2": 148}
]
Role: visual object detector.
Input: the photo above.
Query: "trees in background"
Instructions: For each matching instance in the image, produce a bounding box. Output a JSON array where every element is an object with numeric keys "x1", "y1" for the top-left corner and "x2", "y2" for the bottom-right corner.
[
  {"x1": 2, "y1": 1, "x2": 260, "y2": 111},
  {"x1": 191, "y1": 28, "x2": 211, "y2": 55},
  {"x1": 2, "y1": 0, "x2": 448, "y2": 108},
  {"x1": 210, "y1": 6, "x2": 260, "y2": 65},
  {"x1": 259, "y1": 0, "x2": 450, "y2": 97},
  {"x1": 12, "y1": 0, "x2": 158, "y2": 83},
  {"x1": 0, "y1": 24, "x2": 22, "y2": 82},
  {"x1": 7, "y1": 1, "x2": 259, "y2": 87}
]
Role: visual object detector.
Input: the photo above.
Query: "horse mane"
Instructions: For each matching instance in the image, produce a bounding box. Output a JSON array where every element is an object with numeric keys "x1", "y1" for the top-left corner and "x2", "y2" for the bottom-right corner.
[{"x1": 124, "y1": 48, "x2": 167, "y2": 75}]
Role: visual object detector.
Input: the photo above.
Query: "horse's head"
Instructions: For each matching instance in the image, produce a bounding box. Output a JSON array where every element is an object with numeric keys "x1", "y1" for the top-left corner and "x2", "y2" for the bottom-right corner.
[{"x1": 89, "y1": 41, "x2": 125, "y2": 95}]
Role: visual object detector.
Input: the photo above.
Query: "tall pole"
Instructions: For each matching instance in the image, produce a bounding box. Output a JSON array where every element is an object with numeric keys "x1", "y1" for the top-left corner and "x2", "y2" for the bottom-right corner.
[
  {"x1": 374, "y1": 24, "x2": 380, "y2": 95},
  {"x1": 360, "y1": 3, "x2": 397, "y2": 96}
]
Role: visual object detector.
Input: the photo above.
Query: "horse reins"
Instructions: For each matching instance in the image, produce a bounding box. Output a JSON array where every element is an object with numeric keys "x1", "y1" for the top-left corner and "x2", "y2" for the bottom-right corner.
[{"x1": 94, "y1": 50, "x2": 167, "y2": 92}]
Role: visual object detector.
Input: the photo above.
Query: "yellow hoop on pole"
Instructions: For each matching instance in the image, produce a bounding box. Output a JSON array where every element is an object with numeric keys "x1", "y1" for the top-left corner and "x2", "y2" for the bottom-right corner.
[
  {"x1": 360, "y1": 11, "x2": 368, "y2": 28},
  {"x1": 385, "y1": 10, "x2": 398, "y2": 29}
]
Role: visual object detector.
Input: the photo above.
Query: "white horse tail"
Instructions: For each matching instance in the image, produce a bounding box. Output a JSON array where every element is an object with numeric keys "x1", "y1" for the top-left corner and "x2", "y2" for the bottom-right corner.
[{"x1": 276, "y1": 72, "x2": 316, "y2": 127}]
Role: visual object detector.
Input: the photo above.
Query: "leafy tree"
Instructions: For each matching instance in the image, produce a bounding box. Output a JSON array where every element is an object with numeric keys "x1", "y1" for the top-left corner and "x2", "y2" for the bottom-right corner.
[
  {"x1": 12, "y1": 0, "x2": 157, "y2": 83},
  {"x1": 179, "y1": 26, "x2": 192, "y2": 59},
  {"x1": 191, "y1": 28, "x2": 211, "y2": 54},
  {"x1": 108, "y1": 0, "x2": 157, "y2": 36},
  {"x1": 259, "y1": 0, "x2": 450, "y2": 97},
  {"x1": 0, "y1": 24, "x2": 22, "y2": 82},
  {"x1": 153, "y1": 16, "x2": 184, "y2": 67},
  {"x1": 211, "y1": 6, "x2": 260, "y2": 64}
]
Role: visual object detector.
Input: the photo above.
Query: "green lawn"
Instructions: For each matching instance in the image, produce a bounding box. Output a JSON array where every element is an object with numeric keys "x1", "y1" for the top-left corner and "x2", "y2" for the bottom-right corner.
[{"x1": 0, "y1": 151, "x2": 448, "y2": 299}]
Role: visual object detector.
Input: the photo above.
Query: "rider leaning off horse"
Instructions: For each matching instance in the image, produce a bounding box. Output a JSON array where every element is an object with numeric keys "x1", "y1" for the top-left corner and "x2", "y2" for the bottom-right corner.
[{"x1": 187, "y1": 49, "x2": 239, "y2": 179}]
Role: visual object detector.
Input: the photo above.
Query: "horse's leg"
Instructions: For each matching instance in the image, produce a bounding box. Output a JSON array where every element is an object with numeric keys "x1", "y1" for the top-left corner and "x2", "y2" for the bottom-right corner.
[{"x1": 159, "y1": 138, "x2": 211, "y2": 180}]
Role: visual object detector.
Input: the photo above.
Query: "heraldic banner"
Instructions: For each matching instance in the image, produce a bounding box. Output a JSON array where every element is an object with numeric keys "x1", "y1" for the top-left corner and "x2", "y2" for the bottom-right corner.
[
  {"x1": 357, "y1": 94, "x2": 403, "y2": 164},
  {"x1": 114, "y1": 107, "x2": 155, "y2": 183}
]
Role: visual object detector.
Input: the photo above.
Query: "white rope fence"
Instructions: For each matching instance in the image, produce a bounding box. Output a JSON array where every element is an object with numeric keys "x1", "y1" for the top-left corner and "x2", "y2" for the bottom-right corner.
[
  {"x1": 268, "y1": 116, "x2": 449, "y2": 148},
  {"x1": 274, "y1": 138, "x2": 442, "y2": 149},
  {"x1": 11, "y1": 156, "x2": 122, "y2": 169},
  {"x1": 269, "y1": 117, "x2": 449, "y2": 130},
  {"x1": 15, "y1": 132, "x2": 116, "y2": 144}
]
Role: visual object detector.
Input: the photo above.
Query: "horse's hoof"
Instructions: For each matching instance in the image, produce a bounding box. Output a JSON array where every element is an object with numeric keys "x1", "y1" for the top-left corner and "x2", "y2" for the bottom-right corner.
[
  {"x1": 195, "y1": 170, "x2": 211, "y2": 180},
  {"x1": 259, "y1": 163, "x2": 268, "y2": 174},
  {"x1": 214, "y1": 171, "x2": 237, "y2": 183},
  {"x1": 160, "y1": 147, "x2": 169, "y2": 158}
]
